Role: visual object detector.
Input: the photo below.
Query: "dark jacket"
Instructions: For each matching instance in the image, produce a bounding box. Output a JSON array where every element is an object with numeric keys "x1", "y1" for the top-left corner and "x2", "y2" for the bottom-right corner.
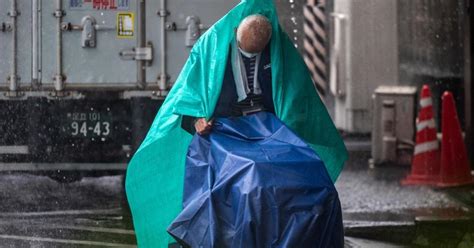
[{"x1": 182, "y1": 44, "x2": 274, "y2": 134}]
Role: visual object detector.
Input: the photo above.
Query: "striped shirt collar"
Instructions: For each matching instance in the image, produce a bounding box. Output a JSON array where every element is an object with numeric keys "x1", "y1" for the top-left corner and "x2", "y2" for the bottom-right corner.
[{"x1": 239, "y1": 47, "x2": 260, "y2": 58}]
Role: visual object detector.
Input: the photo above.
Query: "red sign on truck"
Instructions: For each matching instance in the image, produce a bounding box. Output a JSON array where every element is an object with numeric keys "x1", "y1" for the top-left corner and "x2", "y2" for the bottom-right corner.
[{"x1": 70, "y1": 0, "x2": 130, "y2": 10}]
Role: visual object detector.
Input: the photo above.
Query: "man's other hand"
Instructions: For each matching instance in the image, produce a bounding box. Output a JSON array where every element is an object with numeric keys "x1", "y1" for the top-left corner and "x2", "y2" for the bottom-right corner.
[{"x1": 195, "y1": 118, "x2": 213, "y2": 135}]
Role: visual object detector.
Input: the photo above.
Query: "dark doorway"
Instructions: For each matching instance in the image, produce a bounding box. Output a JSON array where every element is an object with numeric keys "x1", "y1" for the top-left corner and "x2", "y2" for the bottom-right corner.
[{"x1": 465, "y1": 0, "x2": 474, "y2": 165}]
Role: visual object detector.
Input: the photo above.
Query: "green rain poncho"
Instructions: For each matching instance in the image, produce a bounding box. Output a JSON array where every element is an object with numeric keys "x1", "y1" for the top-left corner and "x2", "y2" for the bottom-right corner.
[{"x1": 125, "y1": 0, "x2": 348, "y2": 247}]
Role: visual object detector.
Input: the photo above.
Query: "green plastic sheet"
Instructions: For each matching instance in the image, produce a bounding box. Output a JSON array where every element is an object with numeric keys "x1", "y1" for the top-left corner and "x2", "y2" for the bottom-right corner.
[{"x1": 125, "y1": 0, "x2": 348, "y2": 247}]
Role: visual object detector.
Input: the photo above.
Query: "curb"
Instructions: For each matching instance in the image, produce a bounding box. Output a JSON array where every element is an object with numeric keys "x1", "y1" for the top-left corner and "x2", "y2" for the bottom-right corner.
[{"x1": 344, "y1": 221, "x2": 415, "y2": 245}]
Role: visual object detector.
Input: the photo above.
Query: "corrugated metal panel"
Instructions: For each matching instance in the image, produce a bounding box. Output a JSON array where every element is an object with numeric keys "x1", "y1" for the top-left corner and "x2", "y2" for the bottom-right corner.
[
  {"x1": 146, "y1": 0, "x2": 239, "y2": 86},
  {"x1": 0, "y1": 0, "x2": 311, "y2": 91},
  {"x1": 0, "y1": 0, "x2": 32, "y2": 88},
  {"x1": 40, "y1": 0, "x2": 138, "y2": 86}
]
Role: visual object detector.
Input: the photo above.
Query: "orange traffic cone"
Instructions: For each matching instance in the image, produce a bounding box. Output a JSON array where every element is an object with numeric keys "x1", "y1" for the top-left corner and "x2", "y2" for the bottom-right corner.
[
  {"x1": 436, "y1": 91, "x2": 474, "y2": 187},
  {"x1": 402, "y1": 85, "x2": 440, "y2": 185}
]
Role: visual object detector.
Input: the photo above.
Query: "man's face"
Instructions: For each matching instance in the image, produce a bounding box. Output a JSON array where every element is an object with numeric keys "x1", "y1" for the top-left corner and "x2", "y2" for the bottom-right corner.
[{"x1": 237, "y1": 15, "x2": 272, "y2": 54}]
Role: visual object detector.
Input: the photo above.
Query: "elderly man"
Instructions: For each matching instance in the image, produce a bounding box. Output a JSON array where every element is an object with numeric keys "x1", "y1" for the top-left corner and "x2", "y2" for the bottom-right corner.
[
  {"x1": 125, "y1": 1, "x2": 347, "y2": 247},
  {"x1": 170, "y1": 14, "x2": 344, "y2": 248},
  {"x1": 184, "y1": 14, "x2": 274, "y2": 135}
]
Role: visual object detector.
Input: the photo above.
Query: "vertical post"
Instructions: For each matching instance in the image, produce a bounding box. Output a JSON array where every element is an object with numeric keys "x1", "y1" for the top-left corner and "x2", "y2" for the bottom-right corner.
[
  {"x1": 53, "y1": 0, "x2": 64, "y2": 91},
  {"x1": 8, "y1": 0, "x2": 18, "y2": 92},
  {"x1": 137, "y1": 0, "x2": 146, "y2": 89},
  {"x1": 158, "y1": 0, "x2": 168, "y2": 91},
  {"x1": 464, "y1": 0, "x2": 473, "y2": 164},
  {"x1": 304, "y1": 0, "x2": 328, "y2": 95},
  {"x1": 32, "y1": 0, "x2": 40, "y2": 88}
]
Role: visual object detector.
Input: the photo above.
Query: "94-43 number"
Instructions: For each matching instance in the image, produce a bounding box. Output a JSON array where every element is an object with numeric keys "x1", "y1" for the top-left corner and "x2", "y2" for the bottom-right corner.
[{"x1": 71, "y1": 121, "x2": 111, "y2": 137}]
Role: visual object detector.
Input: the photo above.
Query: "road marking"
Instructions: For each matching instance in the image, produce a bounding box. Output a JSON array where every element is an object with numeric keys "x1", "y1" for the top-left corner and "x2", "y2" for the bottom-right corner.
[
  {"x1": 0, "y1": 146, "x2": 29, "y2": 154},
  {"x1": 0, "y1": 208, "x2": 122, "y2": 218},
  {"x1": 0, "y1": 162, "x2": 127, "y2": 171},
  {"x1": 0, "y1": 234, "x2": 136, "y2": 247},
  {"x1": 0, "y1": 220, "x2": 135, "y2": 235},
  {"x1": 42, "y1": 225, "x2": 135, "y2": 235}
]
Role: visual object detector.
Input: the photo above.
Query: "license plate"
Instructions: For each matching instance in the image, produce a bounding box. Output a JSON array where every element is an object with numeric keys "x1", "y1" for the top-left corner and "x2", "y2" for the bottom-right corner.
[{"x1": 64, "y1": 111, "x2": 112, "y2": 138}]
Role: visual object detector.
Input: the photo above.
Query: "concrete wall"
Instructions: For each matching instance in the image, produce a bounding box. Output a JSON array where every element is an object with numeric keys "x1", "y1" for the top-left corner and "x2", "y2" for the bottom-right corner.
[{"x1": 332, "y1": 0, "x2": 399, "y2": 133}]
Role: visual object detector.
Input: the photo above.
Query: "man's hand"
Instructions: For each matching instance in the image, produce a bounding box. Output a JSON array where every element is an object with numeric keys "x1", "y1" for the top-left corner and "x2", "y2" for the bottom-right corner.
[{"x1": 195, "y1": 118, "x2": 213, "y2": 135}]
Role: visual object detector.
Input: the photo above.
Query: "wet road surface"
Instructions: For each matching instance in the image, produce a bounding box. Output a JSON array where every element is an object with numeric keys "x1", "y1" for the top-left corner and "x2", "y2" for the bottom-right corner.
[
  {"x1": 337, "y1": 150, "x2": 474, "y2": 247},
  {"x1": 0, "y1": 172, "x2": 411, "y2": 248},
  {"x1": 0, "y1": 173, "x2": 136, "y2": 247},
  {"x1": 1, "y1": 159, "x2": 473, "y2": 247}
]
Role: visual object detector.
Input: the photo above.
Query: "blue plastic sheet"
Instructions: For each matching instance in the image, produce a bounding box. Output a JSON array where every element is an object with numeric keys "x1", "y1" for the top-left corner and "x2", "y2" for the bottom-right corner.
[{"x1": 167, "y1": 112, "x2": 344, "y2": 247}]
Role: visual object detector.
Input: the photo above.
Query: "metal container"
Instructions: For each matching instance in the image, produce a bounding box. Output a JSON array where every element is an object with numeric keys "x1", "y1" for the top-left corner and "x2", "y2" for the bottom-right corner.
[
  {"x1": 0, "y1": 0, "x2": 306, "y2": 172},
  {"x1": 0, "y1": 0, "x2": 240, "y2": 170},
  {"x1": 1, "y1": 0, "x2": 239, "y2": 92},
  {"x1": 371, "y1": 86, "x2": 417, "y2": 165}
]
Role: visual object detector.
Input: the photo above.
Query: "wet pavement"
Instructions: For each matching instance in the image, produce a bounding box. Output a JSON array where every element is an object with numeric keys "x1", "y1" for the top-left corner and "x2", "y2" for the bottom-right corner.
[
  {"x1": 337, "y1": 147, "x2": 474, "y2": 247},
  {"x1": 0, "y1": 173, "x2": 135, "y2": 247},
  {"x1": 0, "y1": 148, "x2": 472, "y2": 247},
  {"x1": 0, "y1": 172, "x2": 417, "y2": 248}
]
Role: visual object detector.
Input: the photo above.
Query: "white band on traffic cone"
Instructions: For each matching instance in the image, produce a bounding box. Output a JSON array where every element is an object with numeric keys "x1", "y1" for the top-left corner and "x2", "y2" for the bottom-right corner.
[
  {"x1": 414, "y1": 140, "x2": 439, "y2": 155},
  {"x1": 416, "y1": 119, "x2": 436, "y2": 132},
  {"x1": 420, "y1": 98, "x2": 433, "y2": 108}
]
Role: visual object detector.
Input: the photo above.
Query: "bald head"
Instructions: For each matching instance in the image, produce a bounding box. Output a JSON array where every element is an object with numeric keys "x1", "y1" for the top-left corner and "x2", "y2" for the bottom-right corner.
[{"x1": 237, "y1": 15, "x2": 272, "y2": 54}]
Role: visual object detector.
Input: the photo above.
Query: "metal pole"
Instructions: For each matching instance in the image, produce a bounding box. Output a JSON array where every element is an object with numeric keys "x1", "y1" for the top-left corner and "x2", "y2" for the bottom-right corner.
[
  {"x1": 54, "y1": 0, "x2": 64, "y2": 91},
  {"x1": 137, "y1": 0, "x2": 146, "y2": 89},
  {"x1": 9, "y1": 0, "x2": 18, "y2": 92},
  {"x1": 32, "y1": 0, "x2": 40, "y2": 88},
  {"x1": 159, "y1": 0, "x2": 168, "y2": 91},
  {"x1": 38, "y1": 0, "x2": 42, "y2": 83}
]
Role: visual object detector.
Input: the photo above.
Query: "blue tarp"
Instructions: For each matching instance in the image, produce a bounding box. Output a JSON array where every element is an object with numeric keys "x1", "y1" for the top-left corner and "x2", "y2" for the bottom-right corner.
[{"x1": 167, "y1": 112, "x2": 344, "y2": 247}]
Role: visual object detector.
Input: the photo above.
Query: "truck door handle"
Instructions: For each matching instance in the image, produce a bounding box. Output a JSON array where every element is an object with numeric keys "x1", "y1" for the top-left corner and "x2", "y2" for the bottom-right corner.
[
  {"x1": 61, "y1": 16, "x2": 115, "y2": 48},
  {"x1": 164, "y1": 16, "x2": 208, "y2": 47}
]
